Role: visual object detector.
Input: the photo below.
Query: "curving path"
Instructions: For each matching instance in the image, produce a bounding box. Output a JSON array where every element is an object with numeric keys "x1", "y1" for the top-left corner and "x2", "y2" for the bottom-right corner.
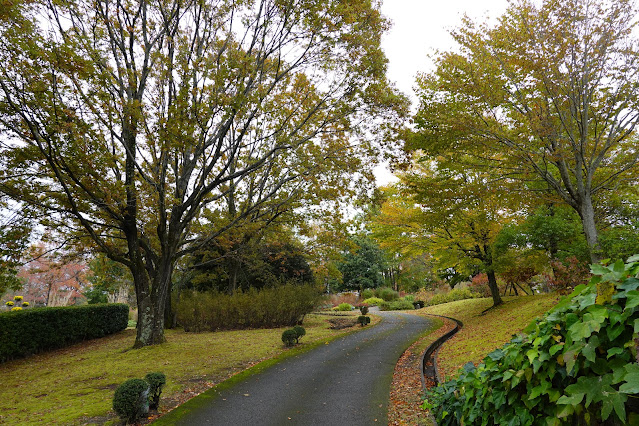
[{"x1": 157, "y1": 311, "x2": 434, "y2": 426}]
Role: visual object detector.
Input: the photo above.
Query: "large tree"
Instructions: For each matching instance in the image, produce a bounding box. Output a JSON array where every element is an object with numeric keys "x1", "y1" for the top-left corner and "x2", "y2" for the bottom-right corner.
[
  {"x1": 0, "y1": 0, "x2": 405, "y2": 346},
  {"x1": 410, "y1": 0, "x2": 639, "y2": 262}
]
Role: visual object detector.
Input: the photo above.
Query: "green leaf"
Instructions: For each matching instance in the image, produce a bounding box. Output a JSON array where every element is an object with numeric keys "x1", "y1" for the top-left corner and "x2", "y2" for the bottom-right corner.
[
  {"x1": 582, "y1": 335, "x2": 599, "y2": 362},
  {"x1": 569, "y1": 321, "x2": 593, "y2": 340},
  {"x1": 627, "y1": 254, "x2": 639, "y2": 263},
  {"x1": 619, "y1": 368, "x2": 639, "y2": 394},
  {"x1": 607, "y1": 347, "x2": 625, "y2": 359},
  {"x1": 601, "y1": 389, "x2": 627, "y2": 421},
  {"x1": 590, "y1": 263, "x2": 611, "y2": 276},
  {"x1": 624, "y1": 291, "x2": 639, "y2": 310},
  {"x1": 549, "y1": 344, "x2": 563, "y2": 356},
  {"x1": 619, "y1": 278, "x2": 639, "y2": 292},
  {"x1": 557, "y1": 393, "x2": 584, "y2": 405}
]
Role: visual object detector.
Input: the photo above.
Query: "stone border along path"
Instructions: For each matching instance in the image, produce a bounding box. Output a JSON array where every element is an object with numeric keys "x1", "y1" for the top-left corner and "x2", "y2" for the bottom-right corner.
[
  {"x1": 420, "y1": 315, "x2": 463, "y2": 387},
  {"x1": 153, "y1": 310, "x2": 435, "y2": 426}
]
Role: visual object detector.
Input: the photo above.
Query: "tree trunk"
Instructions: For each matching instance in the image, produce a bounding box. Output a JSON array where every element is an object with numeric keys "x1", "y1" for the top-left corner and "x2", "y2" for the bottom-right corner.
[
  {"x1": 134, "y1": 294, "x2": 166, "y2": 348},
  {"x1": 487, "y1": 270, "x2": 503, "y2": 306},
  {"x1": 578, "y1": 195, "x2": 603, "y2": 264}
]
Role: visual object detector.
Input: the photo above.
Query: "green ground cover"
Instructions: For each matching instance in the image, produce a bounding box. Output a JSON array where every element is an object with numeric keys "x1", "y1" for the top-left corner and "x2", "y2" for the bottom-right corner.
[
  {"x1": 419, "y1": 294, "x2": 559, "y2": 380},
  {"x1": 0, "y1": 313, "x2": 365, "y2": 425}
]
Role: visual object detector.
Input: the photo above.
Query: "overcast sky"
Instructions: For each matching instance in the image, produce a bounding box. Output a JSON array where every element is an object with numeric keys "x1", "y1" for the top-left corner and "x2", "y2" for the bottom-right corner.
[
  {"x1": 374, "y1": 0, "x2": 510, "y2": 185},
  {"x1": 379, "y1": 0, "x2": 510, "y2": 103}
]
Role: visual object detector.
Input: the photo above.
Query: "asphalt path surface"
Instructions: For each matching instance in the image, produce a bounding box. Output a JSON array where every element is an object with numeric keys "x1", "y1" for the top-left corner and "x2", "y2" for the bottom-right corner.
[{"x1": 173, "y1": 310, "x2": 433, "y2": 426}]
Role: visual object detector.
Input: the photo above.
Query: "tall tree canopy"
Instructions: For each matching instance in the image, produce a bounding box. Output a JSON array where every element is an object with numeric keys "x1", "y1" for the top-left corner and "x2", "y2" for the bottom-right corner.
[
  {"x1": 410, "y1": 0, "x2": 639, "y2": 262},
  {"x1": 0, "y1": 0, "x2": 405, "y2": 346}
]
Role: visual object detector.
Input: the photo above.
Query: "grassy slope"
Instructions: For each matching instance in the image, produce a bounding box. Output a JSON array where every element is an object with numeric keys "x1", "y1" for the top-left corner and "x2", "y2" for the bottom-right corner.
[
  {"x1": 419, "y1": 294, "x2": 560, "y2": 381},
  {"x1": 0, "y1": 313, "x2": 372, "y2": 425}
]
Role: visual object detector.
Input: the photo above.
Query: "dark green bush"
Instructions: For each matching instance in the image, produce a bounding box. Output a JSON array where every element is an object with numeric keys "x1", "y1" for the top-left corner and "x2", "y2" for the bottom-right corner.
[
  {"x1": 176, "y1": 284, "x2": 323, "y2": 331},
  {"x1": 145, "y1": 372, "x2": 166, "y2": 410},
  {"x1": 376, "y1": 287, "x2": 399, "y2": 301},
  {"x1": 113, "y1": 378, "x2": 149, "y2": 424},
  {"x1": 412, "y1": 300, "x2": 425, "y2": 309},
  {"x1": 358, "y1": 304, "x2": 369, "y2": 315},
  {"x1": 357, "y1": 315, "x2": 370, "y2": 326},
  {"x1": 425, "y1": 255, "x2": 639, "y2": 425},
  {"x1": 379, "y1": 298, "x2": 414, "y2": 311},
  {"x1": 0, "y1": 304, "x2": 128, "y2": 362},
  {"x1": 282, "y1": 329, "x2": 297, "y2": 347},
  {"x1": 292, "y1": 325, "x2": 306, "y2": 343}
]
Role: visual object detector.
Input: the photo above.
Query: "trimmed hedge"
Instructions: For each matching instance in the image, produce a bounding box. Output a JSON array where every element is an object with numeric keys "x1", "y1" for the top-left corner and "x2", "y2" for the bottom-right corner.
[
  {"x1": 176, "y1": 284, "x2": 323, "y2": 331},
  {"x1": 0, "y1": 303, "x2": 129, "y2": 362}
]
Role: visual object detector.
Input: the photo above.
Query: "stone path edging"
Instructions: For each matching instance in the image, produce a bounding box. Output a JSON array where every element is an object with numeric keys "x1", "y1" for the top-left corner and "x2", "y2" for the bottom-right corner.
[{"x1": 420, "y1": 314, "x2": 463, "y2": 390}]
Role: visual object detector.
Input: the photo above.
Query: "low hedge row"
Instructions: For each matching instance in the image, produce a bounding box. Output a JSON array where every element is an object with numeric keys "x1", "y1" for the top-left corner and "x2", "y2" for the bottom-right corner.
[
  {"x1": 0, "y1": 304, "x2": 129, "y2": 362},
  {"x1": 176, "y1": 284, "x2": 323, "y2": 331}
]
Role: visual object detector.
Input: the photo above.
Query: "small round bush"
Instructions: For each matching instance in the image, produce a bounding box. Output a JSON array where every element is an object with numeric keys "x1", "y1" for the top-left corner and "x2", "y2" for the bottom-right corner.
[
  {"x1": 357, "y1": 315, "x2": 371, "y2": 326},
  {"x1": 358, "y1": 304, "x2": 369, "y2": 315},
  {"x1": 21, "y1": 301, "x2": 29, "y2": 307},
  {"x1": 282, "y1": 329, "x2": 297, "y2": 347},
  {"x1": 337, "y1": 303, "x2": 353, "y2": 311},
  {"x1": 113, "y1": 378, "x2": 149, "y2": 424},
  {"x1": 361, "y1": 288, "x2": 375, "y2": 299},
  {"x1": 376, "y1": 287, "x2": 399, "y2": 301},
  {"x1": 363, "y1": 297, "x2": 384, "y2": 306},
  {"x1": 292, "y1": 325, "x2": 306, "y2": 343},
  {"x1": 145, "y1": 372, "x2": 166, "y2": 410},
  {"x1": 13, "y1": 296, "x2": 23, "y2": 301},
  {"x1": 5, "y1": 301, "x2": 14, "y2": 307},
  {"x1": 10, "y1": 307, "x2": 22, "y2": 311}
]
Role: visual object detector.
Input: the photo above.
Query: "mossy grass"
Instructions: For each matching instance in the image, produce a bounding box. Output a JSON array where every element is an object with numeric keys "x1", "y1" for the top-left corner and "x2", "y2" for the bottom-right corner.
[
  {"x1": 419, "y1": 294, "x2": 559, "y2": 380},
  {"x1": 0, "y1": 314, "x2": 373, "y2": 425}
]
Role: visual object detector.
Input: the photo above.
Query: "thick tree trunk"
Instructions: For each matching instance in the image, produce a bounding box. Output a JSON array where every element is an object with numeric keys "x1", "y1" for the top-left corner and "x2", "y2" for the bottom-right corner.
[
  {"x1": 487, "y1": 269, "x2": 503, "y2": 306},
  {"x1": 578, "y1": 195, "x2": 603, "y2": 264},
  {"x1": 134, "y1": 295, "x2": 166, "y2": 348}
]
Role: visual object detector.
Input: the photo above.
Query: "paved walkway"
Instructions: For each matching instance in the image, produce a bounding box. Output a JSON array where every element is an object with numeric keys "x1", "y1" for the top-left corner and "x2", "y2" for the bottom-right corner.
[{"x1": 166, "y1": 311, "x2": 433, "y2": 426}]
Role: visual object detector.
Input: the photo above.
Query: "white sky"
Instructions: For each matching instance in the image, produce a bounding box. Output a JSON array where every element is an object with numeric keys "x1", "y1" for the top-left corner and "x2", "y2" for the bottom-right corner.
[{"x1": 374, "y1": 0, "x2": 510, "y2": 185}]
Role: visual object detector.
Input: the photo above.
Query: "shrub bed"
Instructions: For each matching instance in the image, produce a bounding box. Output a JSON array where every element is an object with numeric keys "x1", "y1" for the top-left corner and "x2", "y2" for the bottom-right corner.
[
  {"x1": 379, "y1": 298, "x2": 414, "y2": 311},
  {"x1": 176, "y1": 284, "x2": 322, "y2": 331},
  {"x1": 425, "y1": 255, "x2": 639, "y2": 425},
  {"x1": 0, "y1": 303, "x2": 128, "y2": 362},
  {"x1": 428, "y1": 288, "x2": 478, "y2": 306}
]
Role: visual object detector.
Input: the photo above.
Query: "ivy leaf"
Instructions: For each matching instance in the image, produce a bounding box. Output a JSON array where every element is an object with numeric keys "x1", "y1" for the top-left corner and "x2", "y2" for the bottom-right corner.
[
  {"x1": 601, "y1": 389, "x2": 626, "y2": 421},
  {"x1": 590, "y1": 263, "x2": 610, "y2": 276},
  {"x1": 619, "y1": 365, "x2": 639, "y2": 394},
  {"x1": 607, "y1": 347, "x2": 625, "y2": 359},
  {"x1": 624, "y1": 291, "x2": 639, "y2": 310},
  {"x1": 619, "y1": 278, "x2": 639, "y2": 292}
]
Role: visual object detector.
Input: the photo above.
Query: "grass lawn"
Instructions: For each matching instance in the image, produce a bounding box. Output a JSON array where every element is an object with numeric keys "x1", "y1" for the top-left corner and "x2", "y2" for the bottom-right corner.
[
  {"x1": 0, "y1": 312, "x2": 373, "y2": 425},
  {"x1": 418, "y1": 294, "x2": 560, "y2": 381}
]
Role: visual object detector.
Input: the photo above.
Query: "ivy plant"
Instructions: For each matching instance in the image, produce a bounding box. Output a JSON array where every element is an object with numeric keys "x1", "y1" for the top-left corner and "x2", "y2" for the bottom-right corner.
[{"x1": 424, "y1": 254, "x2": 639, "y2": 425}]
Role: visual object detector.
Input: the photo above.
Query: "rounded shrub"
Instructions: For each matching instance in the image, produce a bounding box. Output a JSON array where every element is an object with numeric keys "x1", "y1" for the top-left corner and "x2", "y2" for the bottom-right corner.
[
  {"x1": 358, "y1": 304, "x2": 369, "y2": 315},
  {"x1": 357, "y1": 315, "x2": 370, "y2": 326},
  {"x1": 113, "y1": 378, "x2": 149, "y2": 424},
  {"x1": 363, "y1": 297, "x2": 384, "y2": 306},
  {"x1": 376, "y1": 287, "x2": 399, "y2": 301},
  {"x1": 336, "y1": 303, "x2": 353, "y2": 311},
  {"x1": 292, "y1": 325, "x2": 306, "y2": 343},
  {"x1": 144, "y1": 372, "x2": 166, "y2": 410},
  {"x1": 361, "y1": 288, "x2": 375, "y2": 299},
  {"x1": 281, "y1": 329, "x2": 297, "y2": 347}
]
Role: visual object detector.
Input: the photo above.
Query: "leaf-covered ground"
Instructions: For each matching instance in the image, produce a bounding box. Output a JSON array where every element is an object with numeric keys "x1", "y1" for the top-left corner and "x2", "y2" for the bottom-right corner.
[
  {"x1": 387, "y1": 316, "x2": 456, "y2": 426},
  {"x1": 420, "y1": 294, "x2": 559, "y2": 380},
  {"x1": 0, "y1": 313, "x2": 370, "y2": 425}
]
